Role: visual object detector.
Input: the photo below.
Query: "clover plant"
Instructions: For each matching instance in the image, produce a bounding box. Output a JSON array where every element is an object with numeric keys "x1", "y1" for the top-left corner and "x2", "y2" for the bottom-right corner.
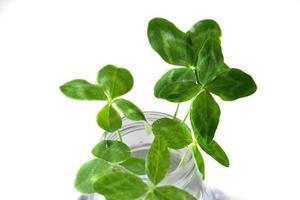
[{"x1": 60, "y1": 18, "x2": 257, "y2": 200}]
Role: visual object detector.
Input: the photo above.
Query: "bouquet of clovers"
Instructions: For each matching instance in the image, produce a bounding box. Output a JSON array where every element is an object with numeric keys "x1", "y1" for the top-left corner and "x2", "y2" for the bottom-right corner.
[{"x1": 60, "y1": 18, "x2": 256, "y2": 200}]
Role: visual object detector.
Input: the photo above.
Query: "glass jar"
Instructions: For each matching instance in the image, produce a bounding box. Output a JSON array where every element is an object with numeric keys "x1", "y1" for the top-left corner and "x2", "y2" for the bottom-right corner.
[{"x1": 79, "y1": 111, "x2": 229, "y2": 200}]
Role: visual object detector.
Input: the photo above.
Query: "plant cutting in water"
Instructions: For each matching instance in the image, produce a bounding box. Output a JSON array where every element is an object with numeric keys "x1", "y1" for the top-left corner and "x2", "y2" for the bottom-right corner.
[{"x1": 60, "y1": 18, "x2": 257, "y2": 200}]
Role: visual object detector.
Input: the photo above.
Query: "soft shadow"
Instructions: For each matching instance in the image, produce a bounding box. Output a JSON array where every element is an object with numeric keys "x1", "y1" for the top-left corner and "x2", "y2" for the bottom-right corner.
[{"x1": 77, "y1": 195, "x2": 88, "y2": 200}]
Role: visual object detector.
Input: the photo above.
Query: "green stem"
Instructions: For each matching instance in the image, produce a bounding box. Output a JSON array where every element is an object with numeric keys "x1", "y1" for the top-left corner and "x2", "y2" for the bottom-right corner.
[
  {"x1": 173, "y1": 103, "x2": 180, "y2": 119},
  {"x1": 183, "y1": 109, "x2": 190, "y2": 123},
  {"x1": 193, "y1": 68, "x2": 201, "y2": 85},
  {"x1": 144, "y1": 121, "x2": 152, "y2": 135},
  {"x1": 117, "y1": 129, "x2": 123, "y2": 142},
  {"x1": 176, "y1": 147, "x2": 190, "y2": 170}
]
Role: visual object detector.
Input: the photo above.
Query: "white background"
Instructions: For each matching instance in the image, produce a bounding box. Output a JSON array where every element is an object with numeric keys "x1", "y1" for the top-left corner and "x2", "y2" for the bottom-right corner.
[{"x1": 0, "y1": 0, "x2": 300, "y2": 199}]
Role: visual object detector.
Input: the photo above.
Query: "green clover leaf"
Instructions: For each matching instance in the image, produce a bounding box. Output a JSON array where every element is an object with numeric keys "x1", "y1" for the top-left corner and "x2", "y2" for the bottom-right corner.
[
  {"x1": 187, "y1": 19, "x2": 222, "y2": 64},
  {"x1": 74, "y1": 159, "x2": 113, "y2": 194},
  {"x1": 197, "y1": 137, "x2": 230, "y2": 167},
  {"x1": 60, "y1": 79, "x2": 107, "y2": 100},
  {"x1": 152, "y1": 118, "x2": 193, "y2": 149},
  {"x1": 97, "y1": 65, "x2": 133, "y2": 99},
  {"x1": 190, "y1": 90, "x2": 220, "y2": 144},
  {"x1": 195, "y1": 38, "x2": 228, "y2": 85},
  {"x1": 93, "y1": 172, "x2": 148, "y2": 200},
  {"x1": 148, "y1": 18, "x2": 193, "y2": 67},
  {"x1": 120, "y1": 157, "x2": 146, "y2": 175},
  {"x1": 113, "y1": 98, "x2": 146, "y2": 121},
  {"x1": 146, "y1": 136, "x2": 170, "y2": 185},
  {"x1": 92, "y1": 140, "x2": 131, "y2": 163},
  {"x1": 154, "y1": 68, "x2": 201, "y2": 102},
  {"x1": 154, "y1": 186, "x2": 197, "y2": 200},
  {"x1": 207, "y1": 68, "x2": 257, "y2": 101},
  {"x1": 96, "y1": 104, "x2": 122, "y2": 132}
]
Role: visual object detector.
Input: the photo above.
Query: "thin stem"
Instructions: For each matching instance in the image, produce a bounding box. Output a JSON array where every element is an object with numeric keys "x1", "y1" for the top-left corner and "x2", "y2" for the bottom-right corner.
[
  {"x1": 193, "y1": 68, "x2": 201, "y2": 85},
  {"x1": 173, "y1": 103, "x2": 180, "y2": 119},
  {"x1": 117, "y1": 129, "x2": 123, "y2": 142},
  {"x1": 176, "y1": 147, "x2": 190, "y2": 170},
  {"x1": 144, "y1": 121, "x2": 152, "y2": 135},
  {"x1": 183, "y1": 109, "x2": 190, "y2": 123}
]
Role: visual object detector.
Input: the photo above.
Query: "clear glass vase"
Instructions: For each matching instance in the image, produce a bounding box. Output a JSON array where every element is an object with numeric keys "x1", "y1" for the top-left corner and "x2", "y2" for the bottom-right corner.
[{"x1": 78, "y1": 111, "x2": 230, "y2": 200}]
